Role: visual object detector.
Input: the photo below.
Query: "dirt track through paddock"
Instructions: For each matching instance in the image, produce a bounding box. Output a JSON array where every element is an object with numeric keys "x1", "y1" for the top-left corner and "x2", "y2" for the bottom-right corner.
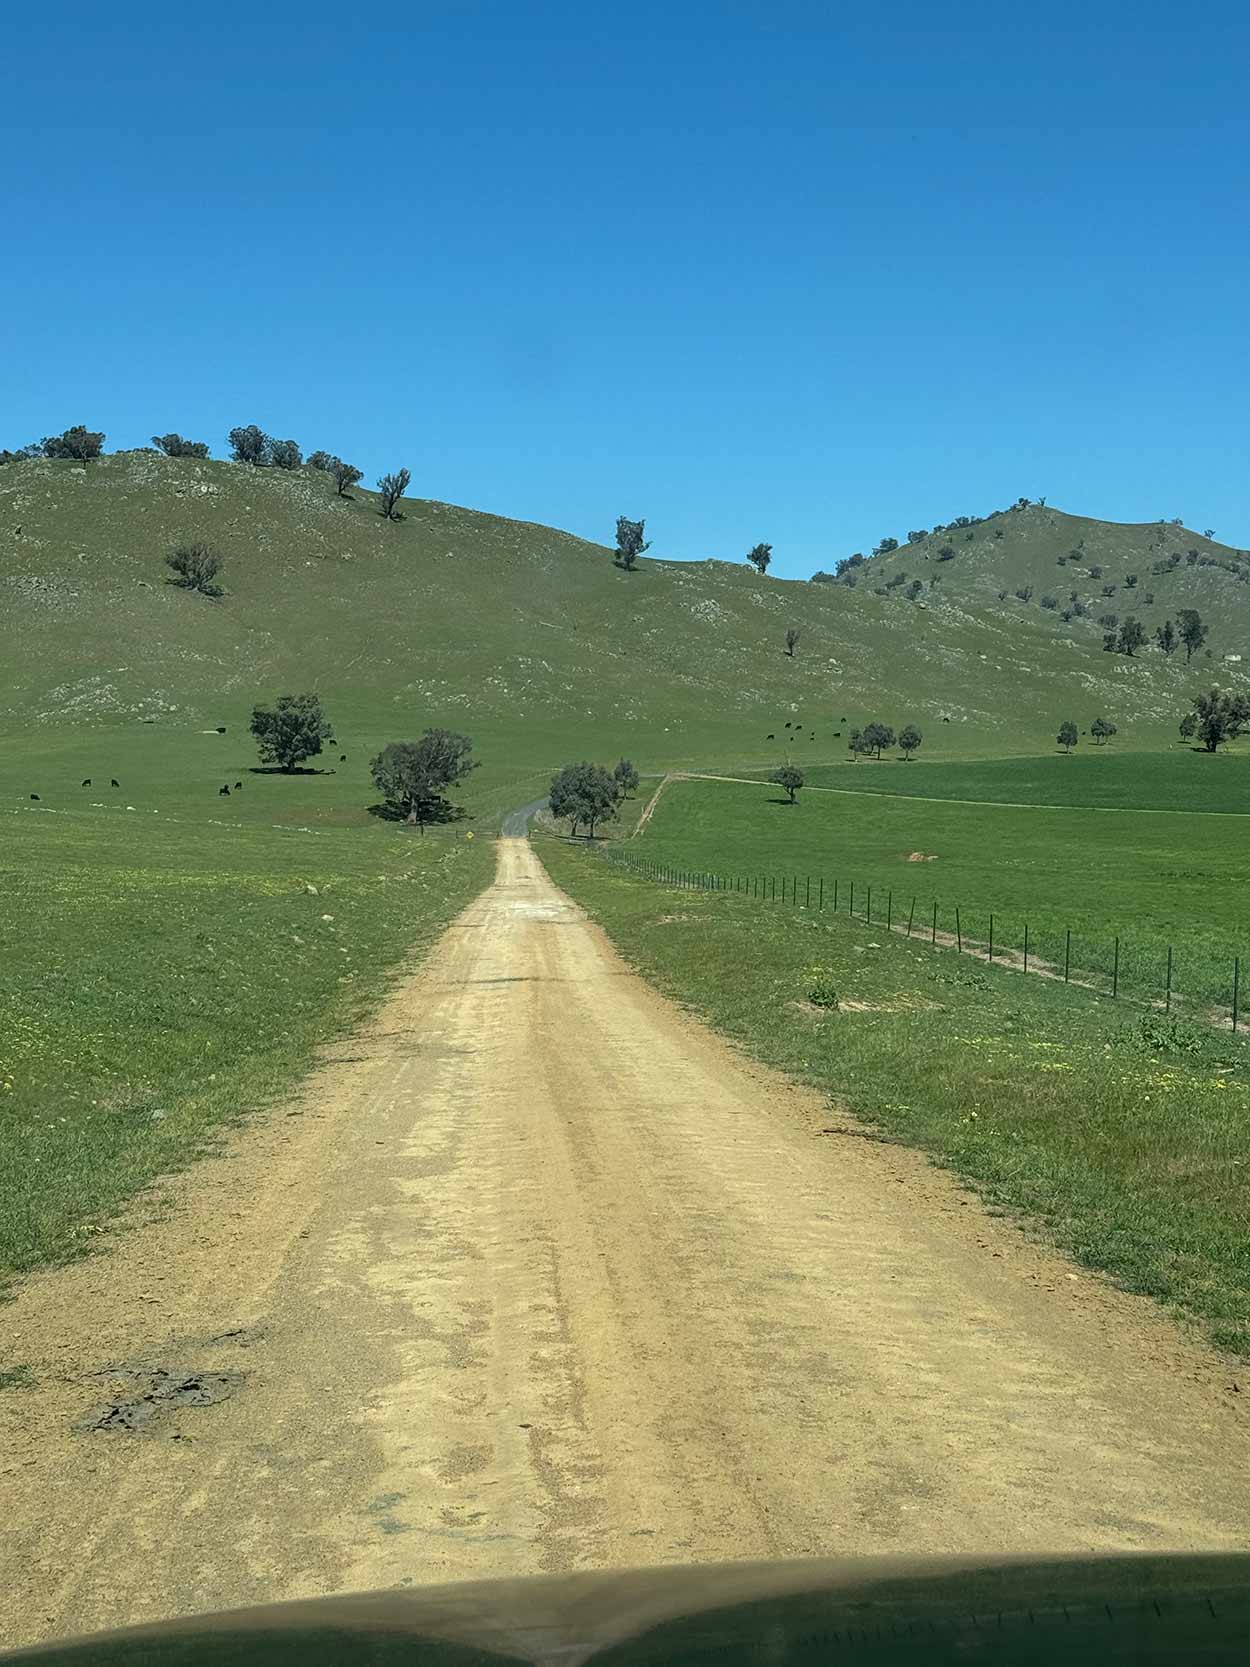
[{"x1": 3, "y1": 836, "x2": 1250, "y2": 1652}]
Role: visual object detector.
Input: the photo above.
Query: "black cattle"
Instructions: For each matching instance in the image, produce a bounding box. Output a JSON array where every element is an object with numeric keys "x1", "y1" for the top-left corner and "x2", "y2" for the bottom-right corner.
[
  {"x1": 234, "y1": 781, "x2": 242, "y2": 789},
  {"x1": 942, "y1": 716, "x2": 951, "y2": 724},
  {"x1": 216, "y1": 726, "x2": 226, "y2": 735},
  {"x1": 30, "y1": 793, "x2": 40, "y2": 801},
  {"x1": 833, "y1": 731, "x2": 841, "y2": 738},
  {"x1": 219, "y1": 785, "x2": 231, "y2": 796},
  {"x1": 766, "y1": 733, "x2": 774, "y2": 740},
  {"x1": 82, "y1": 778, "x2": 91, "y2": 787},
  {"x1": 110, "y1": 778, "x2": 120, "y2": 787},
  {"x1": 340, "y1": 754, "x2": 347, "y2": 762}
]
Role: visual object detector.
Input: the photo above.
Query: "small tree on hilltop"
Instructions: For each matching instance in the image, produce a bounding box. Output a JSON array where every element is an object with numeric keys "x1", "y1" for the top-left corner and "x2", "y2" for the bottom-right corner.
[
  {"x1": 862, "y1": 720, "x2": 895, "y2": 758},
  {"x1": 898, "y1": 723, "x2": 922, "y2": 759},
  {"x1": 370, "y1": 729, "x2": 478, "y2": 830},
  {"x1": 615, "y1": 516, "x2": 649, "y2": 571},
  {"x1": 874, "y1": 536, "x2": 899, "y2": 555},
  {"x1": 229, "y1": 424, "x2": 269, "y2": 465},
  {"x1": 331, "y1": 458, "x2": 363, "y2": 497},
  {"x1": 612, "y1": 758, "x2": 640, "y2": 799},
  {"x1": 1177, "y1": 608, "x2": 1209, "y2": 662},
  {"x1": 549, "y1": 761, "x2": 619, "y2": 837},
  {"x1": 1091, "y1": 716, "x2": 1117, "y2": 747},
  {"x1": 1179, "y1": 688, "x2": 1250, "y2": 752},
  {"x1": 307, "y1": 450, "x2": 335, "y2": 471},
  {"x1": 269, "y1": 438, "x2": 302, "y2": 470},
  {"x1": 1057, "y1": 720, "x2": 1078, "y2": 753},
  {"x1": 165, "y1": 541, "x2": 224, "y2": 597},
  {"x1": 152, "y1": 433, "x2": 210, "y2": 459},
  {"x1": 250, "y1": 692, "x2": 334, "y2": 771},
  {"x1": 42, "y1": 424, "x2": 104, "y2": 463},
  {"x1": 785, "y1": 626, "x2": 801, "y2": 657},
  {"x1": 378, "y1": 468, "x2": 411, "y2": 520},
  {"x1": 747, "y1": 541, "x2": 772, "y2": 575},
  {"x1": 1155, "y1": 619, "x2": 1178, "y2": 656},
  {"x1": 770, "y1": 763, "x2": 804, "y2": 803}
]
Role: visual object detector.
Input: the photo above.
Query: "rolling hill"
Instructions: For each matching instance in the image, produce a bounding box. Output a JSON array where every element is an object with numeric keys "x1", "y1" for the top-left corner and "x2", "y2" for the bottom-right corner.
[{"x1": 2, "y1": 453, "x2": 1247, "y2": 782}]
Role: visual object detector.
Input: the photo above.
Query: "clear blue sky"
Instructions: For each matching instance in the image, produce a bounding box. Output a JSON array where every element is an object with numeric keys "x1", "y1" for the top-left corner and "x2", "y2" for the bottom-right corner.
[{"x1": 4, "y1": 1, "x2": 1247, "y2": 576}]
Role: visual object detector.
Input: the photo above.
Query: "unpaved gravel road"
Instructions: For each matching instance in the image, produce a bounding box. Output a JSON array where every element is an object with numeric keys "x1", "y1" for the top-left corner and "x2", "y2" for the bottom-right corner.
[{"x1": 4, "y1": 837, "x2": 1250, "y2": 1652}]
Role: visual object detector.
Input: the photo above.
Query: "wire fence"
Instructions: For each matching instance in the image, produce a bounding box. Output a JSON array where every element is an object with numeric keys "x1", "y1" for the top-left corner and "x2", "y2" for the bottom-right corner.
[{"x1": 599, "y1": 848, "x2": 1244, "y2": 1034}]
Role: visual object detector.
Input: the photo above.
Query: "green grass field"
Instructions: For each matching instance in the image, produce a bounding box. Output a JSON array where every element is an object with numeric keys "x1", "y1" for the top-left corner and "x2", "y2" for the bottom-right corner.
[
  {"x1": 763, "y1": 749, "x2": 1250, "y2": 813},
  {"x1": 0, "y1": 804, "x2": 493, "y2": 1287},
  {"x1": 541, "y1": 836, "x2": 1250, "y2": 1358},
  {"x1": 627, "y1": 770, "x2": 1249, "y2": 1017}
]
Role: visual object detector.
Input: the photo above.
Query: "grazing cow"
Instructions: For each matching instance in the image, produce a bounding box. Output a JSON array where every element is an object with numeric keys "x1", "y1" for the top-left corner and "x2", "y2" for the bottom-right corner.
[
  {"x1": 82, "y1": 778, "x2": 91, "y2": 787},
  {"x1": 110, "y1": 778, "x2": 120, "y2": 787},
  {"x1": 766, "y1": 733, "x2": 774, "y2": 740},
  {"x1": 30, "y1": 793, "x2": 40, "y2": 801},
  {"x1": 219, "y1": 784, "x2": 231, "y2": 796},
  {"x1": 942, "y1": 716, "x2": 951, "y2": 724},
  {"x1": 340, "y1": 754, "x2": 347, "y2": 762},
  {"x1": 784, "y1": 721, "x2": 791, "y2": 728},
  {"x1": 216, "y1": 726, "x2": 227, "y2": 735},
  {"x1": 833, "y1": 731, "x2": 841, "y2": 738},
  {"x1": 234, "y1": 781, "x2": 242, "y2": 789}
]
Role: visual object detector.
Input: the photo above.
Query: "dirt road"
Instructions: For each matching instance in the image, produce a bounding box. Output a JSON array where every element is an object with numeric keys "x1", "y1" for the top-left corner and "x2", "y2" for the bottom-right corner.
[{"x1": 4, "y1": 837, "x2": 1249, "y2": 1652}]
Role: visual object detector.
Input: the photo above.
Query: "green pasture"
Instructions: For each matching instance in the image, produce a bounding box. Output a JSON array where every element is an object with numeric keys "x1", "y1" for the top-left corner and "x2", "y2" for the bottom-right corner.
[
  {"x1": 541, "y1": 837, "x2": 1250, "y2": 1358},
  {"x1": 772, "y1": 748, "x2": 1250, "y2": 813},
  {"x1": 0, "y1": 797, "x2": 493, "y2": 1287},
  {"x1": 629, "y1": 772, "x2": 1250, "y2": 1016}
]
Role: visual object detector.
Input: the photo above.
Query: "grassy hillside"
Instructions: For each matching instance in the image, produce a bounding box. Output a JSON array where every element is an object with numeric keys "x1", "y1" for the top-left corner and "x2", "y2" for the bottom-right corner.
[
  {"x1": 837, "y1": 504, "x2": 1250, "y2": 672},
  {"x1": 3, "y1": 454, "x2": 1248, "y2": 796}
]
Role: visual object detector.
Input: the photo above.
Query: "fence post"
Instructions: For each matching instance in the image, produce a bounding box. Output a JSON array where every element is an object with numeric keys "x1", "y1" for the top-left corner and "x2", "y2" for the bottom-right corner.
[
  {"x1": 931, "y1": 901, "x2": 938, "y2": 945},
  {"x1": 1113, "y1": 936, "x2": 1120, "y2": 999},
  {"x1": 887, "y1": 890, "x2": 892, "y2": 932},
  {"x1": 867, "y1": 885, "x2": 872, "y2": 924},
  {"x1": 806, "y1": 876, "x2": 811, "y2": 908},
  {"x1": 988, "y1": 914, "x2": 994, "y2": 963},
  {"x1": 1165, "y1": 945, "x2": 1172, "y2": 1013},
  {"x1": 1234, "y1": 957, "x2": 1240, "y2": 1034},
  {"x1": 955, "y1": 906, "x2": 962, "y2": 953},
  {"x1": 1023, "y1": 922, "x2": 1029, "y2": 975},
  {"x1": 907, "y1": 897, "x2": 915, "y2": 938},
  {"x1": 1064, "y1": 928, "x2": 1071, "y2": 984},
  {"x1": 819, "y1": 877, "x2": 824, "y2": 910},
  {"x1": 850, "y1": 880, "x2": 855, "y2": 918},
  {"x1": 833, "y1": 879, "x2": 839, "y2": 912}
]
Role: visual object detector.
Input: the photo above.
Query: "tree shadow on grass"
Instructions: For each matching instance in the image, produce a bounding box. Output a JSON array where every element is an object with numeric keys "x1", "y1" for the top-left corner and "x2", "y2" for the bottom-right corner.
[
  {"x1": 248, "y1": 765, "x2": 337, "y2": 776},
  {"x1": 766, "y1": 797, "x2": 799, "y2": 806},
  {"x1": 366, "y1": 798, "x2": 466, "y2": 825}
]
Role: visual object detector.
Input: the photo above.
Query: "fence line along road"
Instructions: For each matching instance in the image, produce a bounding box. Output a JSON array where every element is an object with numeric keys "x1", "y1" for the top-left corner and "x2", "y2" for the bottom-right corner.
[{"x1": 596, "y1": 847, "x2": 1244, "y2": 1035}]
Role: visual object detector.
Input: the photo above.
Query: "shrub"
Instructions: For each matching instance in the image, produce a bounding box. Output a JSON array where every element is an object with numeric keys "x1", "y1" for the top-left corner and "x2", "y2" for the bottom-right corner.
[
  {"x1": 615, "y1": 515, "x2": 649, "y2": 570},
  {"x1": 770, "y1": 763, "x2": 805, "y2": 802},
  {"x1": 164, "y1": 541, "x2": 223, "y2": 597},
  {"x1": 268, "y1": 439, "x2": 302, "y2": 470},
  {"x1": 228, "y1": 424, "x2": 268, "y2": 465},
  {"x1": 41, "y1": 424, "x2": 104, "y2": 462},
  {"x1": 378, "y1": 468, "x2": 411, "y2": 520},
  {"x1": 152, "y1": 433, "x2": 209, "y2": 458},
  {"x1": 806, "y1": 969, "x2": 839, "y2": 1009}
]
